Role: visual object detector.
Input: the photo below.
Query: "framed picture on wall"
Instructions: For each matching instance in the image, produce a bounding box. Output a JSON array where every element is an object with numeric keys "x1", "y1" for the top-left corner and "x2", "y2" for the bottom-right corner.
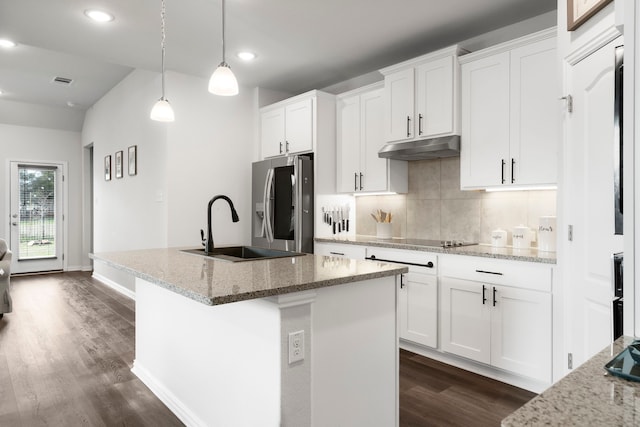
[
  {"x1": 104, "y1": 155, "x2": 112, "y2": 181},
  {"x1": 567, "y1": 0, "x2": 612, "y2": 31},
  {"x1": 115, "y1": 150, "x2": 123, "y2": 179},
  {"x1": 128, "y1": 145, "x2": 137, "y2": 176}
]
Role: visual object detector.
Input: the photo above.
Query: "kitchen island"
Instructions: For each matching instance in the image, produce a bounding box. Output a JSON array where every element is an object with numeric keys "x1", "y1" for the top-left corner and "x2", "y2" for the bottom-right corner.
[
  {"x1": 502, "y1": 336, "x2": 640, "y2": 426},
  {"x1": 91, "y1": 248, "x2": 407, "y2": 427}
]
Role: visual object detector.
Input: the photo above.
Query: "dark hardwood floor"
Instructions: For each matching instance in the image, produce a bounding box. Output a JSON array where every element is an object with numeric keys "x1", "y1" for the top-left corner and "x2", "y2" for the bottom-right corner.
[{"x1": 0, "y1": 272, "x2": 534, "y2": 426}]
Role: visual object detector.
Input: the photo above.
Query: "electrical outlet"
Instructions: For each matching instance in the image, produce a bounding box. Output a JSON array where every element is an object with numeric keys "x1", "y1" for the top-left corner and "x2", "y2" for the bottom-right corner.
[{"x1": 288, "y1": 330, "x2": 304, "y2": 364}]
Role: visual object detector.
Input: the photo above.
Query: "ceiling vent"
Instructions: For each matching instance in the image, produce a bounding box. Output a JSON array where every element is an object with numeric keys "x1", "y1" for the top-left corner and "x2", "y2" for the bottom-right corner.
[{"x1": 52, "y1": 76, "x2": 73, "y2": 85}]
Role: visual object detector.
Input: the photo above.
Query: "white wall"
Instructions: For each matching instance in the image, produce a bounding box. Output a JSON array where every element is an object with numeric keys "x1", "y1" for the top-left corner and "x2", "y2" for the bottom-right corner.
[
  {"x1": 0, "y1": 123, "x2": 84, "y2": 270},
  {"x1": 82, "y1": 69, "x2": 169, "y2": 253},
  {"x1": 165, "y1": 71, "x2": 254, "y2": 248},
  {"x1": 0, "y1": 99, "x2": 85, "y2": 132}
]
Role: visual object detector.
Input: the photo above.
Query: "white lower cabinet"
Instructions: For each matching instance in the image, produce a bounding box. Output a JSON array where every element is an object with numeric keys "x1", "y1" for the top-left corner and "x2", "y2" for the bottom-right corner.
[
  {"x1": 440, "y1": 256, "x2": 552, "y2": 383},
  {"x1": 399, "y1": 270, "x2": 438, "y2": 348}
]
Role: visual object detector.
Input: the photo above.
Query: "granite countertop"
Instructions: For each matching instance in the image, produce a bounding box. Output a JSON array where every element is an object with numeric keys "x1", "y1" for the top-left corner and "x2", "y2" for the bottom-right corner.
[
  {"x1": 502, "y1": 336, "x2": 640, "y2": 426},
  {"x1": 90, "y1": 248, "x2": 407, "y2": 306},
  {"x1": 315, "y1": 236, "x2": 557, "y2": 264}
]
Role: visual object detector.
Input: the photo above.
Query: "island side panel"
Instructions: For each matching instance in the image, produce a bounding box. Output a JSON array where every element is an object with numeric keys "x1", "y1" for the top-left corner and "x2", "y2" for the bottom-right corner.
[
  {"x1": 132, "y1": 278, "x2": 281, "y2": 427},
  {"x1": 312, "y1": 276, "x2": 399, "y2": 427}
]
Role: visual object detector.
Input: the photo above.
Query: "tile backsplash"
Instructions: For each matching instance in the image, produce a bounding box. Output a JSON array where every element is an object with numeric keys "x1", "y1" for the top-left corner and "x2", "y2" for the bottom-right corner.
[{"x1": 355, "y1": 157, "x2": 556, "y2": 245}]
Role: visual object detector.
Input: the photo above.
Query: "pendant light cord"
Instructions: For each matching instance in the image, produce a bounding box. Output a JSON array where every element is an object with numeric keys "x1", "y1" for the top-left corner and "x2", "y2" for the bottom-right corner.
[
  {"x1": 221, "y1": 0, "x2": 226, "y2": 65},
  {"x1": 160, "y1": 0, "x2": 167, "y2": 99}
]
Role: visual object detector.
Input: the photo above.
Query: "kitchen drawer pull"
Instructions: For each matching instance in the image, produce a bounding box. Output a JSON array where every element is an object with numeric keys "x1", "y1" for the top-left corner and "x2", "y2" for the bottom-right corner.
[
  {"x1": 482, "y1": 285, "x2": 487, "y2": 305},
  {"x1": 354, "y1": 172, "x2": 358, "y2": 191},
  {"x1": 501, "y1": 159, "x2": 506, "y2": 184},
  {"x1": 475, "y1": 269, "x2": 503, "y2": 276},
  {"x1": 511, "y1": 158, "x2": 515, "y2": 183},
  {"x1": 406, "y1": 116, "x2": 411, "y2": 137},
  {"x1": 418, "y1": 113, "x2": 423, "y2": 135},
  {"x1": 493, "y1": 287, "x2": 497, "y2": 307},
  {"x1": 329, "y1": 251, "x2": 345, "y2": 256},
  {"x1": 359, "y1": 173, "x2": 364, "y2": 190}
]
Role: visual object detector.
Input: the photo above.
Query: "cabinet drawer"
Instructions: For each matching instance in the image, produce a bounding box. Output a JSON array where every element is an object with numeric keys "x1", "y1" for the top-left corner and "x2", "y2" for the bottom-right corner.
[
  {"x1": 366, "y1": 247, "x2": 437, "y2": 275},
  {"x1": 440, "y1": 255, "x2": 551, "y2": 292},
  {"x1": 315, "y1": 242, "x2": 366, "y2": 260}
]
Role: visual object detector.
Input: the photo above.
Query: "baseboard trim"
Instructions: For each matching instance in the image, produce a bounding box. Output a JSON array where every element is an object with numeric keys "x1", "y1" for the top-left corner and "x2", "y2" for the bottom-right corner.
[
  {"x1": 65, "y1": 265, "x2": 93, "y2": 272},
  {"x1": 132, "y1": 361, "x2": 207, "y2": 427},
  {"x1": 91, "y1": 272, "x2": 136, "y2": 300},
  {"x1": 400, "y1": 340, "x2": 550, "y2": 393}
]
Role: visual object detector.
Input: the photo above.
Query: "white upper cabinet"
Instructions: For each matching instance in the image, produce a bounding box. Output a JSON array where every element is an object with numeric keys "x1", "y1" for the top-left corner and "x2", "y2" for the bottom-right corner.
[
  {"x1": 460, "y1": 28, "x2": 559, "y2": 190},
  {"x1": 336, "y1": 84, "x2": 407, "y2": 193},
  {"x1": 380, "y1": 45, "x2": 465, "y2": 143},
  {"x1": 260, "y1": 90, "x2": 333, "y2": 159}
]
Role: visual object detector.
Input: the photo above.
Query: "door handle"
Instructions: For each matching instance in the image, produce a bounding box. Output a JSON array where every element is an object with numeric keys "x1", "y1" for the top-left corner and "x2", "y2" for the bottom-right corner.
[{"x1": 12, "y1": 222, "x2": 18, "y2": 226}]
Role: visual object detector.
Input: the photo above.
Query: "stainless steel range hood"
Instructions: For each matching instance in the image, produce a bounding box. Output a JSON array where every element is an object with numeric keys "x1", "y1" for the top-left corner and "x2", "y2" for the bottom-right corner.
[{"x1": 378, "y1": 135, "x2": 460, "y2": 161}]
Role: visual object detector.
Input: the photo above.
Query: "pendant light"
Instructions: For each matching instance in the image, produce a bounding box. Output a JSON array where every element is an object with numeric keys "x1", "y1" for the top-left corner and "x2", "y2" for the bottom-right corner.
[
  {"x1": 208, "y1": 0, "x2": 239, "y2": 96},
  {"x1": 150, "y1": 0, "x2": 175, "y2": 122}
]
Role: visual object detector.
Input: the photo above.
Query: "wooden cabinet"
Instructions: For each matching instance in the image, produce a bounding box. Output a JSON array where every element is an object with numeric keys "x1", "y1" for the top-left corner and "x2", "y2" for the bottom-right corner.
[
  {"x1": 460, "y1": 28, "x2": 559, "y2": 189},
  {"x1": 336, "y1": 84, "x2": 407, "y2": 193},
  {"x1": 440, "y1": 255, "x2": 552, "y2": 382},
  {"x1": 380, "y1": 45, "x2": 465, "y2": 143}
]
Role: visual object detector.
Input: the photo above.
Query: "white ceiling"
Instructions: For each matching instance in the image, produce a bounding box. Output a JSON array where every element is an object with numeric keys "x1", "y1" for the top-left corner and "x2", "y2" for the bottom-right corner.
[{"x1": 0, "y1": 0, "x2": 556, "y2": 112}]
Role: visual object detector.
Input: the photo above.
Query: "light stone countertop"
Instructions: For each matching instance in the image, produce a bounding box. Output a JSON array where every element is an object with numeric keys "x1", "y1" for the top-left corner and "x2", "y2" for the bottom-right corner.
[
  {"x1": 90, "y1": 248, "x2": 407, "y2": 306},
  {"x1": 502, "y1": 336, "x2": 640, "y2": 426},
  {"x1": 315, "y1": 236, "x2": 557, "y2": 264}
]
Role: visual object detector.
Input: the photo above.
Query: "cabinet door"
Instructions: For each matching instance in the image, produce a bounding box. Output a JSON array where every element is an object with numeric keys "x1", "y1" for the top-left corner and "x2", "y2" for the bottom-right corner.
[
  {"x1": 360, "y1": 88, "x2": 388, "y2": 192},
  {"x1": 416, "y1": 56, "x2": 455, "y2": 137},
  {"x1": 460, "y1": 52, "x2": 510, "y2": 189},
  {"x1": 383, "y1": 68, "x2": 415, "y2": 143},
  {"x1": 491, "y1": 285, "x2": 552, "y2": 382},
  {"x1": 285, "y1": 98, "x2": 314, "y2": 154},
  {"x1": 440, "y1": 277, "x2": 491, "y2": 364},
  {"x1": 399, "y1": 271, "x2": 438, "y2": 348},
  {"x1": 261, "y1": 108, "x2": 285, "y2": 158},
  {"x1": 336, "y1": 95, "x2": 362, "y2": 193},
  {"x1": 509, "y1": 38, "x2": 558, "y2": 186}
]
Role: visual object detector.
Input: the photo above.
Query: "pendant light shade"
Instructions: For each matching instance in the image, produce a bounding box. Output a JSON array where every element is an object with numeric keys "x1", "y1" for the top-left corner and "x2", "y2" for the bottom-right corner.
[
  {"x1": 151, "y1": 0, "x2": 175, "y2": 122},
  {"x1": 208, "y1": 0, "x2": 238, "y2": 96},
  {"x1": 208, "y1": 62, "x2": 238, "y2": 96},
  {"x1": 150, "y1": 98, "x2": 175, "y2": 122}
]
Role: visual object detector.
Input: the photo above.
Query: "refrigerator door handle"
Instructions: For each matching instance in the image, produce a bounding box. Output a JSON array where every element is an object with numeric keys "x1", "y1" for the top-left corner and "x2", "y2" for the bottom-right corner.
[{"x1": 263, "y1": 168, "x2": 275, "y2": 243}]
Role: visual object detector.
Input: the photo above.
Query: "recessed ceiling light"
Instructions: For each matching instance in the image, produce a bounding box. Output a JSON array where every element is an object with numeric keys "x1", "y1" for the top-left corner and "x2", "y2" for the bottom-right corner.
[
  {"x1": 84, "y1": 9, "x2": 115, "y2": 23},
  {"x1": 66, "y1": 101, "x2": 76, "y2": 108},
  {"x1": 237, "y1": 51, "x2": 256, "y2": 61},
  {"x1": 0, "y1": 39, "x2": 17, "y2": 48}
]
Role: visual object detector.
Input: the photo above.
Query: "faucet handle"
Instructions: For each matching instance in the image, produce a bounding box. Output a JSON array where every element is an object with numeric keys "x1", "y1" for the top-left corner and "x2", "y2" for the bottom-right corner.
[{"x1": 200, "y1": 229, "x2": 206, "y2": 247}]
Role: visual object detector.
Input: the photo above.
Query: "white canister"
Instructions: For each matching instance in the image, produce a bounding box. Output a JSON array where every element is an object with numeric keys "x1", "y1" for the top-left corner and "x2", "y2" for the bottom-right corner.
[
  {"x1": 491, "y1": 229, "x2": 507, "y2": 247},
  {"x1": 512, "y1": 225, "x2": 531, "y2": 249},
  {"x1": 538, "y1": 216, "x2": 557, "y2": 252},
  {"x1": 376, "y1": 222, "x2": 392, "y2": 239}
]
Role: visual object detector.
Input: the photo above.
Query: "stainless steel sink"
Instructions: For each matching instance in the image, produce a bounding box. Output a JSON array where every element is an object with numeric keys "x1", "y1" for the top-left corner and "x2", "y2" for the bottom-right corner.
[{"x1": 181, "y1": 246, "x2": 305, "y2": 262}]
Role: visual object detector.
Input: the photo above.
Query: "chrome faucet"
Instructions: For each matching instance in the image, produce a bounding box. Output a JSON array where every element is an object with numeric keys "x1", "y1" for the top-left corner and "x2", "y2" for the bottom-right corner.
[{"x1": 202, "y1": 195, "x2": 239, "y2": 254}]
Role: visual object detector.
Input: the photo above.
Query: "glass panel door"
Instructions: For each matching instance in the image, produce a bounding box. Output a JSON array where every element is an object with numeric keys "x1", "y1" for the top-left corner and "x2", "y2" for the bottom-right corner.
[{"x1": 9, "y1": 162, "x2": 64, "y2": 273}]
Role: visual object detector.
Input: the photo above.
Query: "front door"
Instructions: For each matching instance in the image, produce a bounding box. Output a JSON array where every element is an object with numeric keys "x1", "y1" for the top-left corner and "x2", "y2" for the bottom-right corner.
[{"x1": 9, "y1": 162, "x2": 64, "y2": 273}]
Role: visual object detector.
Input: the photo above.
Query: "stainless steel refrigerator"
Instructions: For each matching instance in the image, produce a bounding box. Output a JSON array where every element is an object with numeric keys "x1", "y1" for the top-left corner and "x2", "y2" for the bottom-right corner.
[{"x1": 252, "y1": 155, "x2": 314, "y2": 253}]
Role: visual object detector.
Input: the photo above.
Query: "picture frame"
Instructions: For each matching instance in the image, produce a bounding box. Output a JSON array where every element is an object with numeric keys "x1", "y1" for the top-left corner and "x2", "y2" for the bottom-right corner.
[
  {"x1": 115, "y1": 150, "x2": 123, "y2": 179},
  {"x1": 128, "y1": 145, "x2": 137, "y2": 176},
  {"x1": 567, "y1": 0, "x2": 612, "y2": 31},
  {"x1": 104, "y1": 155, "x2": 111, "y2": 181}
]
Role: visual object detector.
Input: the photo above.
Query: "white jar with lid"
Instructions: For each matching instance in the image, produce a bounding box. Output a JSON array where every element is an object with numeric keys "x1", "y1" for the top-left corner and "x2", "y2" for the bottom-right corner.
[
  {"x1": 512, "y1": 225, "x2": 531, "y2": 249},
  {"x1": 491, "y1": 229, "x2": 507, "y2": 247},
  {"x1": 538, "y1": 216, "x2": 556, "y2": 252}
]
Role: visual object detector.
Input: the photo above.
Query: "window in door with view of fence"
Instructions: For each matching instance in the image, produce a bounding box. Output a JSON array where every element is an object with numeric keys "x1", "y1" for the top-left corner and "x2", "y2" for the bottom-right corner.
[{"x1": 18, "y1": 166, "x2": 57, "y2": 259}]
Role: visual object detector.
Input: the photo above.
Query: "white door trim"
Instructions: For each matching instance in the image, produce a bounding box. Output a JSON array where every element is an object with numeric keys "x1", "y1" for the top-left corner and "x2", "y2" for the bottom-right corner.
[{"x1": 6, "y1": 159, "x2": 69, "y2": 272}]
